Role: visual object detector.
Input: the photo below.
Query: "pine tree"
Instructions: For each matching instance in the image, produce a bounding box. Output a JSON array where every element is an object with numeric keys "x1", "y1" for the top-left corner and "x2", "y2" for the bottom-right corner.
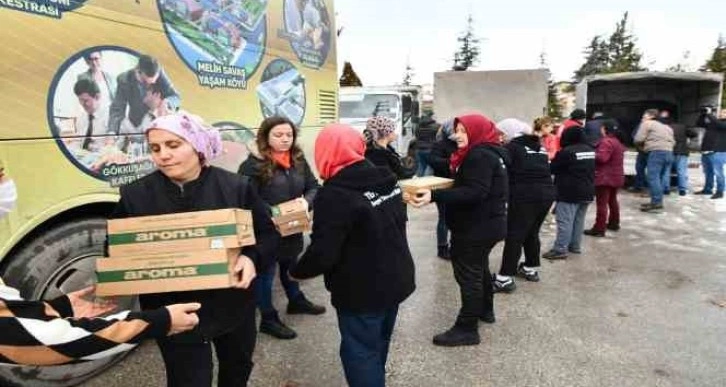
[
  {"x1": 402, "y1": 60, "x2": 414, "y2": 86},
  {"x1": 452, "y1": 14, "x2": 480, "y2": 71},
  {"x1": 573, "y1": 37, "x2": 610, "y2": 83},
  {"x1": 666, "y1": 51, "x2": 692, "y2": 72},
  {"x1": 701, "y1": 35, "x2": 726, "y2": 106},
  {"x1": 339, "y1": 62, "x2": 362, "y2": 87},
  {"x1": 607, "y1": 12, "x2": 645, "y2": 73},
  {"x1": 540, "y1": 50, "x2": 562, "y2": 118}
]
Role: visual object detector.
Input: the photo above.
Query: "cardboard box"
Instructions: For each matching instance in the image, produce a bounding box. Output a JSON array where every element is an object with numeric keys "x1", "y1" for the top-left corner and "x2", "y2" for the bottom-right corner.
[
  {"x1": 398, "y1": 176, "x2": 455, "y2": 202},
  {"x1": 107, "y1": 209, "x2": 255, "y2": 256},
  {"x1": 271, "y1": 200, "x2": 311, "y2": 237},
  {"x1": 95, "y1": 248, "x2": 240, "y2": 296}
]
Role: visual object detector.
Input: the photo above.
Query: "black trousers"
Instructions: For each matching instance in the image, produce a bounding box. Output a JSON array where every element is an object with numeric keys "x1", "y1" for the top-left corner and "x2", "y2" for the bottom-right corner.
[
  {"x1": 499, "y1": 200, "x2": 553, "y2": 276},
  {"x1": 156, "y1": 302, "x2": 257, "y2": 387},
  {"x1": 450, "y1": 237, "x2": 498, "y2": 330}
]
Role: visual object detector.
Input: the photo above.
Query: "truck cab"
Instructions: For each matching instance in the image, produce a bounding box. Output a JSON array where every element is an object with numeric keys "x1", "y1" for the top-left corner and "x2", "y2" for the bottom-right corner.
[{"x1": 339, "y1": 86, "x2": 421, "y2": 156}]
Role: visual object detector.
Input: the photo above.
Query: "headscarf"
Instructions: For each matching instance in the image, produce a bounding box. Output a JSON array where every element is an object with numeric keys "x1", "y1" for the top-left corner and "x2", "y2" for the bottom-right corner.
[
  {"x1": 497, "y1": 118, "x2": 533, "y2": 142},
  {"x1": 366, "y1": 116, "x2": 396, "y2": 141},
  {"x1": 437, "y1": 119, "x2": 455, "y2": 141},
  {"x1": 314, "y1": 124, "x2": 366, "y2": 180},
  {"x1": 449, "y1": 114, "x2": 501, "y2": 173},
  {"x1": 146, "y1": 111, "x2": 222, "y2": 165}
]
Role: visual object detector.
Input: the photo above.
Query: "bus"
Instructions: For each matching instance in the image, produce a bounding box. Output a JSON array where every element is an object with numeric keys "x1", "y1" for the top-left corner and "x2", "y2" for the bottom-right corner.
[{"x1": 0, "y1": 0, "x2": 337, "y2": 385}]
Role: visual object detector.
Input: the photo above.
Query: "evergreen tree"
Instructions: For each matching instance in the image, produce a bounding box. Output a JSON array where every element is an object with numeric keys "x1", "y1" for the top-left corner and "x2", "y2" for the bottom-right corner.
[
  {"x1": 666, "y1": 51, "x2": 692, "y2": 72},
  {"x1": 701, "y1": 35, "x2": 726, "y2": 106},
  {"x1": 607, "y1": 12, "x2": 646, "y2": 73},
  {"x1": 402, "y1": 60, "x2": 414, "y2": 86},
  {"x1": 452, "y1": 14, "x2": 481, "y2": 71},
  {"x1": 339, "y1": 61, "x2": 362, "y2": 87},
  {"x1": 573, "y1": 37, "x2": 610, "y2": 83},
  {"x1": 540, "y1": 50, "x2": 562, "y2": 118}
]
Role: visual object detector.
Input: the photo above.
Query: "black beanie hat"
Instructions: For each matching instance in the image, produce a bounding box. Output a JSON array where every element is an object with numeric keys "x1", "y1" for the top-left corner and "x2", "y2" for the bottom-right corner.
[{"x1": 570, "y1": 109, "x2": 586, "y2": 120}]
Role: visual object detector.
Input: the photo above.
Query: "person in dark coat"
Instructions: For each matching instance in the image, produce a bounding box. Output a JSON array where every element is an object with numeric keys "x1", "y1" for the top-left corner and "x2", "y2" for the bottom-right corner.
[
  {"x1": 491, "y1": 119, "x2": 555, "y2": 293},
  {"x1": 660, "y1": 111, "x2": 697, "y2": 196},
  {"x1": 413, "y1": 115, "x2": 439, "y2": 176},
  {"x1": 584, "y1": 121, "x2": 626, "y2": 237},
  {"x1": 239, "y1": 116, "x2": 326, "y2": 340},
  {"x1": 364, "y1": 116, "x2": 416, "y2": 179},
  {"x1": 426, "y1": 119, "x2": 458, "y2": 259},
  {"x1": 413, "y1": 114, "x2": 509, "y2": 347},
  {"x1": 696, "y1": 109, "x2": 726, "y2": 199},
  {"x1": 542, "y1": 126, "x2": 596, "y2": 260},
  {"x1": 110, "y1": 112, "x2": 279, "y2": 387},
  {"x1": 290, "y1": 124, "x2": 415, "y2": 387}
]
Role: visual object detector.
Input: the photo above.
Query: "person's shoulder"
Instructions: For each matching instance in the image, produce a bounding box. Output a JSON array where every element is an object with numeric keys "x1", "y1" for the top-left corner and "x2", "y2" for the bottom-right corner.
[
  {"x1": 209, "y1": 166, "x2": 248, "y2": 185},
  {"x1": 120, "y1": 171, "x2": 163, "y2": 196},
  {"x1": 239, "y1": 155, "x2": 265, "y2": 176}
]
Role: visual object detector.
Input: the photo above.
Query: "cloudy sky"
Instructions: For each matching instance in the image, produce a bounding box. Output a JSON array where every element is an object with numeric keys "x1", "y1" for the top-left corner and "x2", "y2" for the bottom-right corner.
[{"x1": 334, "y1": 0, "x2": 724, "y2": 85}]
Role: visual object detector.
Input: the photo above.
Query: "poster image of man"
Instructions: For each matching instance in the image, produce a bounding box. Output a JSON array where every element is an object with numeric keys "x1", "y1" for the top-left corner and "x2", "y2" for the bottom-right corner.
[
  {"x1": 108, "y1": 54, "x2": 181, "y2": 137},
  {"x1": 77, "y1": 51, "x2": 117, "y2": 106}
]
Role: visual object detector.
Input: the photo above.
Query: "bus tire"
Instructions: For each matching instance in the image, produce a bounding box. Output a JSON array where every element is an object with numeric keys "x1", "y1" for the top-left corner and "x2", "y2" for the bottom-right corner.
[{"x1": 0, "y1": 217, "x2": 136, "y2": 387}]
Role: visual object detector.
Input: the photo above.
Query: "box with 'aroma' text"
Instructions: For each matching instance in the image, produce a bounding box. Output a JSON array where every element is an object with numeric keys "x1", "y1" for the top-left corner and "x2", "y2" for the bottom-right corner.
[
  {"x1": 107, "y1": 209, "x2": 255, "y2": 256},
  {"x1": 95, "y1": 248, "x2": 240, "y2": 296}
]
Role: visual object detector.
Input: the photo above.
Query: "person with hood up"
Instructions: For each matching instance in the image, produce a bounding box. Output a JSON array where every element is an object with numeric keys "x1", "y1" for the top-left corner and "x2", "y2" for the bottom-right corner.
[
  {"x1": 584, "y1": 121, "x2": 627, "y2": 237},
  {"x1": 412, "y1": 114, "x2": 509, "y2": 347},
  {"x1": 491, "y1": 119, "x2": 555, "y2": 293},
  {"x1": 364, "y1": 116, "x2": 416, "y2": 179},
  {"x1": 542, "y1": 126, "x2": 596, "y2": 260},
  {"x1": 239, "y1": 116, "x2": 326, "y2": 341},
  {"x1": 290, "y1": 124, "x2": 415, "y2": 387},
  {"x1": 426, "y1": 119, "x2": 458, "y2": 259},
  {"x1": 110, "y1": 111, "x2": 279, "y2": 387}
]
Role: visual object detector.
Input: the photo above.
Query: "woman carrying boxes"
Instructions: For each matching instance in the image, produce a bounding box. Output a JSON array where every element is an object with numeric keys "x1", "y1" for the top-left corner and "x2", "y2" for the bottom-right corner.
[
  {"x1": 239, "y1": 116, "x2": 326, "y2": 340},
  {"x1": 109, "y1": 112, "x2": 279, "y2": 387}
]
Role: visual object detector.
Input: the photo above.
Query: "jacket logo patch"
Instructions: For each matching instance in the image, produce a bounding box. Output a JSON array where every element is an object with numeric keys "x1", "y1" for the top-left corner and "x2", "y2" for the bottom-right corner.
[
  {"x1": 363, "y1": 187, "x2": 402, "y2": 207},
  {"x1": 575, "y1": 152, "x2": 596, "y2": 160}
]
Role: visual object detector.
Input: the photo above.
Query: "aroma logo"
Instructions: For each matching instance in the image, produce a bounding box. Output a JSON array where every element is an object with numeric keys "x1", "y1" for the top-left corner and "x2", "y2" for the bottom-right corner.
[
  {"x1": 135, "y1": 228, "x2": 207, "y2": 242},
  {"x1": 123, "y1": 267, "x2": 198, "y2": 281}
]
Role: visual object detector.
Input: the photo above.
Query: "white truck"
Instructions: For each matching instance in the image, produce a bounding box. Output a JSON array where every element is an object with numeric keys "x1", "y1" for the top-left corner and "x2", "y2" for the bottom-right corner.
[{"x1": 339, "y1": 86, "x2": 422, "y2": 155}]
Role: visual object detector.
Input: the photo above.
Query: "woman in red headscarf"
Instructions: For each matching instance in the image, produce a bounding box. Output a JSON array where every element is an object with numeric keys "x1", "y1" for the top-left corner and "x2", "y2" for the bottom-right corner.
[
  {"x1": 291, "y1": 124, "x2": 415, "y2": 387},
  {"x1": 413, "y1": 114, "x2": 509, "y2": 347}
]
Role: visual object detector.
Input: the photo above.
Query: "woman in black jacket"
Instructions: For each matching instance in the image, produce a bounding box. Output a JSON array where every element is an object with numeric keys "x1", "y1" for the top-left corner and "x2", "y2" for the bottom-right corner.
[
  {"x1": 364, "y1": 116, "x2": 416, "y2": 179},
  {"x1": 414, "y1": 114, "x2": 509, "y2": 347},
  {"x1": 239, "y1": 116, "x2": 326, "y2": 340},
  {"x1": 492, "y1": 119, "x2": 555, "y2": 293},
  {"x1": 291, "y1": 123, "x2": 415, "y2": 387},
  {"x1": 427, "y1": 119, "x2": 458, "y2": 259},
  {"x1": 110, "y1": 112, "x2": 279, "y2": 387}
]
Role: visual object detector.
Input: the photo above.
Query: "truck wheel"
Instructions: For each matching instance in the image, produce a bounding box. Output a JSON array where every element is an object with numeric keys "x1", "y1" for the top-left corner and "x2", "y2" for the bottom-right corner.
[{"x1": 0, "y1": 218, "x2": 138, "y2": 387}]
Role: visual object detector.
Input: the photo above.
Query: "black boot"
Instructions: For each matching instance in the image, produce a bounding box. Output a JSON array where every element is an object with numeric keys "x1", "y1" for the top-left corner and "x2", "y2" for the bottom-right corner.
[
  {"x1": 437, "y1": 245, "x2": 451, "y2": 260},
  {"x1": 260, "y1": 312, "x2": 297, "y2": 340},
  {"x1": 433, "y1": 324, "x2": 480, "y2": 347},
  {"x1": 287, "y1": 294, "x2": 326, "y2": 315}
]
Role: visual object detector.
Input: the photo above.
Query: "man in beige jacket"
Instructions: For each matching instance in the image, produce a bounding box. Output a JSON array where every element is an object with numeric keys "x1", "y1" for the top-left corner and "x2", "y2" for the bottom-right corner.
[{"x1": 634, "y1": 109, "x2": 675, "y2": 212}]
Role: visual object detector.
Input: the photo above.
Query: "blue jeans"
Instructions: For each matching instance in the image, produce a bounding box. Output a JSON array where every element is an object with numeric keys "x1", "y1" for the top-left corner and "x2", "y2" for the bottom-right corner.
[
  {"x1": 633, "y1": 152, "x2": 648, "y2": 190},
  {"x1": 647, "y1": 151, "x2": 674, "y2": 205},
  {"x1": 673, "y1": 155, "x2": 689, "y2": 193},
  {"x1": 337, "y1": 307, "x2": 399, "y2": 387},
  {"x1": 435, "y1": 201, "x2": 449, "y2": 247},
  {"x1": 415, "y1": 150, "x2": 432, "y2": 177},
  {"x1": 254, "y1": 257, "x2": 302, "y2": 314},
  {"x1": 704, "y1": 152, "x2": 726, "y2": 194},
  {"x1": 552, "y1": 202, "x2": 590, "y2": 254}
]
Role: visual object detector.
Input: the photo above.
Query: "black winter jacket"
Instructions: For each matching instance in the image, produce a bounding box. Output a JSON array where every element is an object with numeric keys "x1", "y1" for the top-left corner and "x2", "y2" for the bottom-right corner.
[
  {"x1": 414, "y1": 120, "x2": 439, "y2": 151},
  {"x1": 290, "y1": 161, "x2": 415, "y2": 313},
  {"x1": 110, "y1": 167, "x2": 279, "y2": 342},
  {"x1": 365, "y1": 144, "x2": 416, "y2": 179},
  {"x1": 668, "y1": 122, "x2": 697, "y2": 156},
  {"x1": 697, "y1": 114, "x2": 726, "y2": 152},
  {"x1": 432, "y1": 144, "x2": 509, "y2": 242},
  {"x1": 427, "y1": 139, "x2": 458, "y2": 178},
  {"x1": 551, "y1": 128, "x2": 596, "y2": 203},
  {"x1": 239, "y1": 155, "x2": 319, "y2": 258},
  {"x1": 505, "y1": 135, "x2": 555, "y2": 203}
]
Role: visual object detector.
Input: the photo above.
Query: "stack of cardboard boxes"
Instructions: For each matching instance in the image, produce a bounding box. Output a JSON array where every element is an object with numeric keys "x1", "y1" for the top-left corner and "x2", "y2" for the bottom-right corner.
[
  {"x1": 398, "y1": 176, "x2": 454, "y2": 203},
  {"x1": 97, "y1": 209, "x2": 255, "y2": 296},
  {"x1": 270, "y1": 199, "x2": 311, "y2": 237}
]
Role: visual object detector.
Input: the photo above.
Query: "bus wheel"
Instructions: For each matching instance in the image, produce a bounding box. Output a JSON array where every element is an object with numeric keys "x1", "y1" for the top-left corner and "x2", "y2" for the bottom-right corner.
[{"x1": 0, "y1": 217, "x2": 138, "y2": 387}]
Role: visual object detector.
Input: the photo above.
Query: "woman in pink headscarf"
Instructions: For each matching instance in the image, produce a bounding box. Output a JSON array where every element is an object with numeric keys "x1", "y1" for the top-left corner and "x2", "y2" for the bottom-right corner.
[
  {"x1": 413, "y1": 114, "x2": 509, "y2": 347},
  {"x1": 109, "y1": 111, "x2": 279, "y2": 387}
]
